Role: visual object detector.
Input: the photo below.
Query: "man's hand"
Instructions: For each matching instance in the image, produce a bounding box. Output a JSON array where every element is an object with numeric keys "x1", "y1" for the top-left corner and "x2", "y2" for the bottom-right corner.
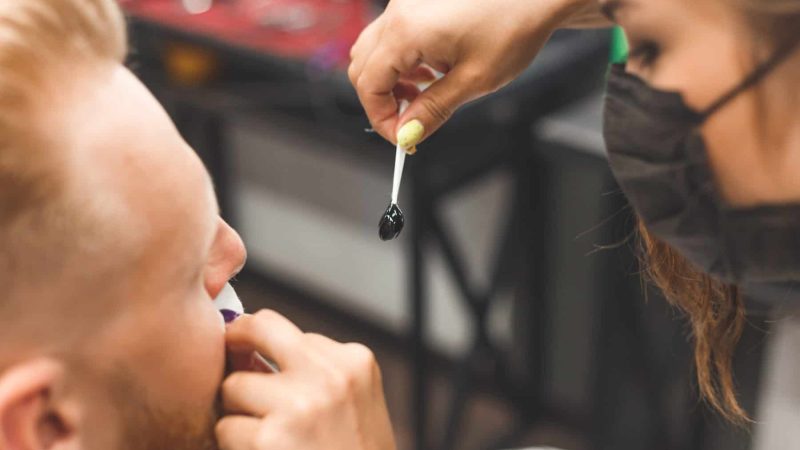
[
  {"x1": 216, "y1": 311, "x2": 396, "y2": 450},
  {"x1": 348, "y1": 0, "x2": 598, "y2": 147}
]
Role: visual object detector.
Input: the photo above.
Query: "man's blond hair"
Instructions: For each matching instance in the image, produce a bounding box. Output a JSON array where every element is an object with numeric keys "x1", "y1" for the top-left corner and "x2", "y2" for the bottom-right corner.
[{"x1": 0, "y1": 0, "x2": 127, "y2": 309}]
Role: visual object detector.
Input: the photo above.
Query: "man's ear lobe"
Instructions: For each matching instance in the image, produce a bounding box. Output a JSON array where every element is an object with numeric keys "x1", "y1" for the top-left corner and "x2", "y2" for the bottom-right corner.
[{"x1": 0, "y1": 359, "x2": 76, "y2": 450}]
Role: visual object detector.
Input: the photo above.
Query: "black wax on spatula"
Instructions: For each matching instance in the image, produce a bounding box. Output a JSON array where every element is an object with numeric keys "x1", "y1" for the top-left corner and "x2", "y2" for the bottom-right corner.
[
  {"x1": 379, "y1": 203, "x2": 405, "y2": 241},
  {"x1": 378, "y1": 99, "x2": 411, "y2": 242}
]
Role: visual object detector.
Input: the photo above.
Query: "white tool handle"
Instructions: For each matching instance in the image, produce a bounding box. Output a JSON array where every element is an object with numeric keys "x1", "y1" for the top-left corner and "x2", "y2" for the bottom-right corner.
[{"x1": 391, "y1": 100, "x2": 410, "y2": 204}]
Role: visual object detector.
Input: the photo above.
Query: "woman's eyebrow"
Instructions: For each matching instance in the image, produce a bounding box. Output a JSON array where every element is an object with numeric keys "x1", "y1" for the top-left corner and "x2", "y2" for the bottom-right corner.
[{"x1": 599, "y1": 0, "x2": 626, "y2": 21}]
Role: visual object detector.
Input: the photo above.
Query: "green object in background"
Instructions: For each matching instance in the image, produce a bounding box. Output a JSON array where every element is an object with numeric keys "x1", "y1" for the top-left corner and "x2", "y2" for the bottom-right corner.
[{"x1": 609, "y1": 26, "x2": 629, "y2": 64}]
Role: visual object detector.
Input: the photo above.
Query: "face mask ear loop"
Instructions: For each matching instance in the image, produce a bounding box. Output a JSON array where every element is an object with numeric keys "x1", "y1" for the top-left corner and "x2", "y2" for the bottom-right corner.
[{"x1": 698, "y1": 38, "x2": 800, "y2": 121}]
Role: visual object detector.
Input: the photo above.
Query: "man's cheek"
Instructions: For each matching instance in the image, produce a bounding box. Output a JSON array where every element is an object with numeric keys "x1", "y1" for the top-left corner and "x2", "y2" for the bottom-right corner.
[
  {"x1": 172, "y1": 311, "x2": 227, "y2": 413},
  {"x1": 172, "y1": 298, "x2": 228, "y2": 384},
  {"x1": 197, "y1": 306, "x2": 227, "y2": 376}
]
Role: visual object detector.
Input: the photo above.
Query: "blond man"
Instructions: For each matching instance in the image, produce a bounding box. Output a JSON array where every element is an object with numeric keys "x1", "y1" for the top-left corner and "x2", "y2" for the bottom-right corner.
[{"x1": 0, "y1": 1, "x2": 394, "y2": 449}]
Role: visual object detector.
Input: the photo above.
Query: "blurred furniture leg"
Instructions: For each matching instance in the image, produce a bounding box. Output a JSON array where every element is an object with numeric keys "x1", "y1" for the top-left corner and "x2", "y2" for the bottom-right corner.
[
  {"x1": 408, "y1": 128, "x2": 551, "y2": 450},
  {"x1": 411, "y1": 169, "x2": 430, "y2": 450}
]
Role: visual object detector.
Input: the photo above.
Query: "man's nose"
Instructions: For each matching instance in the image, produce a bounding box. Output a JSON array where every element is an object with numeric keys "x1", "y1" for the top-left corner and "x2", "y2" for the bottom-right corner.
[
  {"x1": 221, "y1": 220, "x2": 247, "y2": 277},
  {"x1": 206, "y1": 219, "x2": 248, "y2": 299}
]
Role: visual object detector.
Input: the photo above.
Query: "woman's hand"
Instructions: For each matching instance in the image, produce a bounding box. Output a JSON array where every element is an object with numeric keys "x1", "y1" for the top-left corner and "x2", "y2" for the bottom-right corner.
[
  {"x1": 348, "y1": 0, "x2": 599, "y2": 148},
  {"x1": 216, "y1": 310, "x2": 396, "y2": 450}
]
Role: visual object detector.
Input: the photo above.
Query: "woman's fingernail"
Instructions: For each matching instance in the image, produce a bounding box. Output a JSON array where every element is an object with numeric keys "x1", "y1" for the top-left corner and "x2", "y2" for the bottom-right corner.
[
  {"x1": 405, "y1": 145, "x2": 417, "y2": 155},
  {"x1": 397, "y1": 119, "x2": 424, "y2": 151}
]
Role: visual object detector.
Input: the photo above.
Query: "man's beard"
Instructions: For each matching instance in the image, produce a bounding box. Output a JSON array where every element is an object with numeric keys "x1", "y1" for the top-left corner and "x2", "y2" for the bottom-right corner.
[{"x1": 110, "y1": 369, "x2": 221, "y2": 450}]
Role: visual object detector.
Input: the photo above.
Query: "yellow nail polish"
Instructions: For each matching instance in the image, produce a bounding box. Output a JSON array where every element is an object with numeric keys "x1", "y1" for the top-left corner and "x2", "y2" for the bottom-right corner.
[
  {"x1": 397, "y1": 120, "x2": 424, "y2": 151},
  {"x1": 405, "y1": 145, "x2": 418, "y2": 155}
]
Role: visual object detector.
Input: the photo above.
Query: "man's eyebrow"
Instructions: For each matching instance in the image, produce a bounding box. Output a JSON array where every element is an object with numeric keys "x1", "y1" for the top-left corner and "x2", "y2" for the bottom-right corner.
[{"x1": 599, "y1": 0, "x2": 625, "y2": 22}]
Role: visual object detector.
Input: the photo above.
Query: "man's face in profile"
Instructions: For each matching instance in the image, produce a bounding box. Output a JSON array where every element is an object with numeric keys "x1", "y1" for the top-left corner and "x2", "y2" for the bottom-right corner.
[
  {"x1": 3, "y1": 66, "x2": 247, "y2": 450},
  {"x1": 0, "y1": 2, "x2": 248, "y2": 448}
]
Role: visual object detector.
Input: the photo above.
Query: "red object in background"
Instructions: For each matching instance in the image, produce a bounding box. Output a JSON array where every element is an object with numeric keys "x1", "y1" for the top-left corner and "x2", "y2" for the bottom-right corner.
[{"x1": 119, "y1": 0, "x2": 373, "y2": 65}]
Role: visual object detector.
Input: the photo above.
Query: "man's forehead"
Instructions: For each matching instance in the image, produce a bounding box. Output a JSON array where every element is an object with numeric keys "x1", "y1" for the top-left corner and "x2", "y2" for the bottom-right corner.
[{"x1": 61, "y1": 65, "x2": 218, "y2": 267}]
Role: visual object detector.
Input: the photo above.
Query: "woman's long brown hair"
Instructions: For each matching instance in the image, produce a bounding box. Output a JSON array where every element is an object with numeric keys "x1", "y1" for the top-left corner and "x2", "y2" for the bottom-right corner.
[{"x1": 637, "y1": 223, "x2": 749, "y2": 424}]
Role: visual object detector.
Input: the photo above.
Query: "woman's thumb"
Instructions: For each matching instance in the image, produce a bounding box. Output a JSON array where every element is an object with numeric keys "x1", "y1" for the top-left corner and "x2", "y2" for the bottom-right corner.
[{"x1": 396, "y1": 67, "x2": 483, "y2": 151}]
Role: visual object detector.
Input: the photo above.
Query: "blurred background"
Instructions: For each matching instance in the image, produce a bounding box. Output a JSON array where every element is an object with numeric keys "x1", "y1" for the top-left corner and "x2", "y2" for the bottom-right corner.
[{"x1": 118, "y1": 1, "x2": 769, "y2": 449}]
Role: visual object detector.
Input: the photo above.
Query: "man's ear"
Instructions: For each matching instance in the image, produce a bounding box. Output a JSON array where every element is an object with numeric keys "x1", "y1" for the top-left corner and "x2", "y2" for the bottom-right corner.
[{"x1": 0, "y1": 359, "x2": 78, "y2": 450}]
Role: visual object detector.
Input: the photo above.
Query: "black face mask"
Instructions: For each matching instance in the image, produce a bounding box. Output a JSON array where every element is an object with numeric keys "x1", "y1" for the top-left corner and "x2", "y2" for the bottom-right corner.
[{"x1": 603, "y1": 43, "x2": 800, "y2": 308}]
